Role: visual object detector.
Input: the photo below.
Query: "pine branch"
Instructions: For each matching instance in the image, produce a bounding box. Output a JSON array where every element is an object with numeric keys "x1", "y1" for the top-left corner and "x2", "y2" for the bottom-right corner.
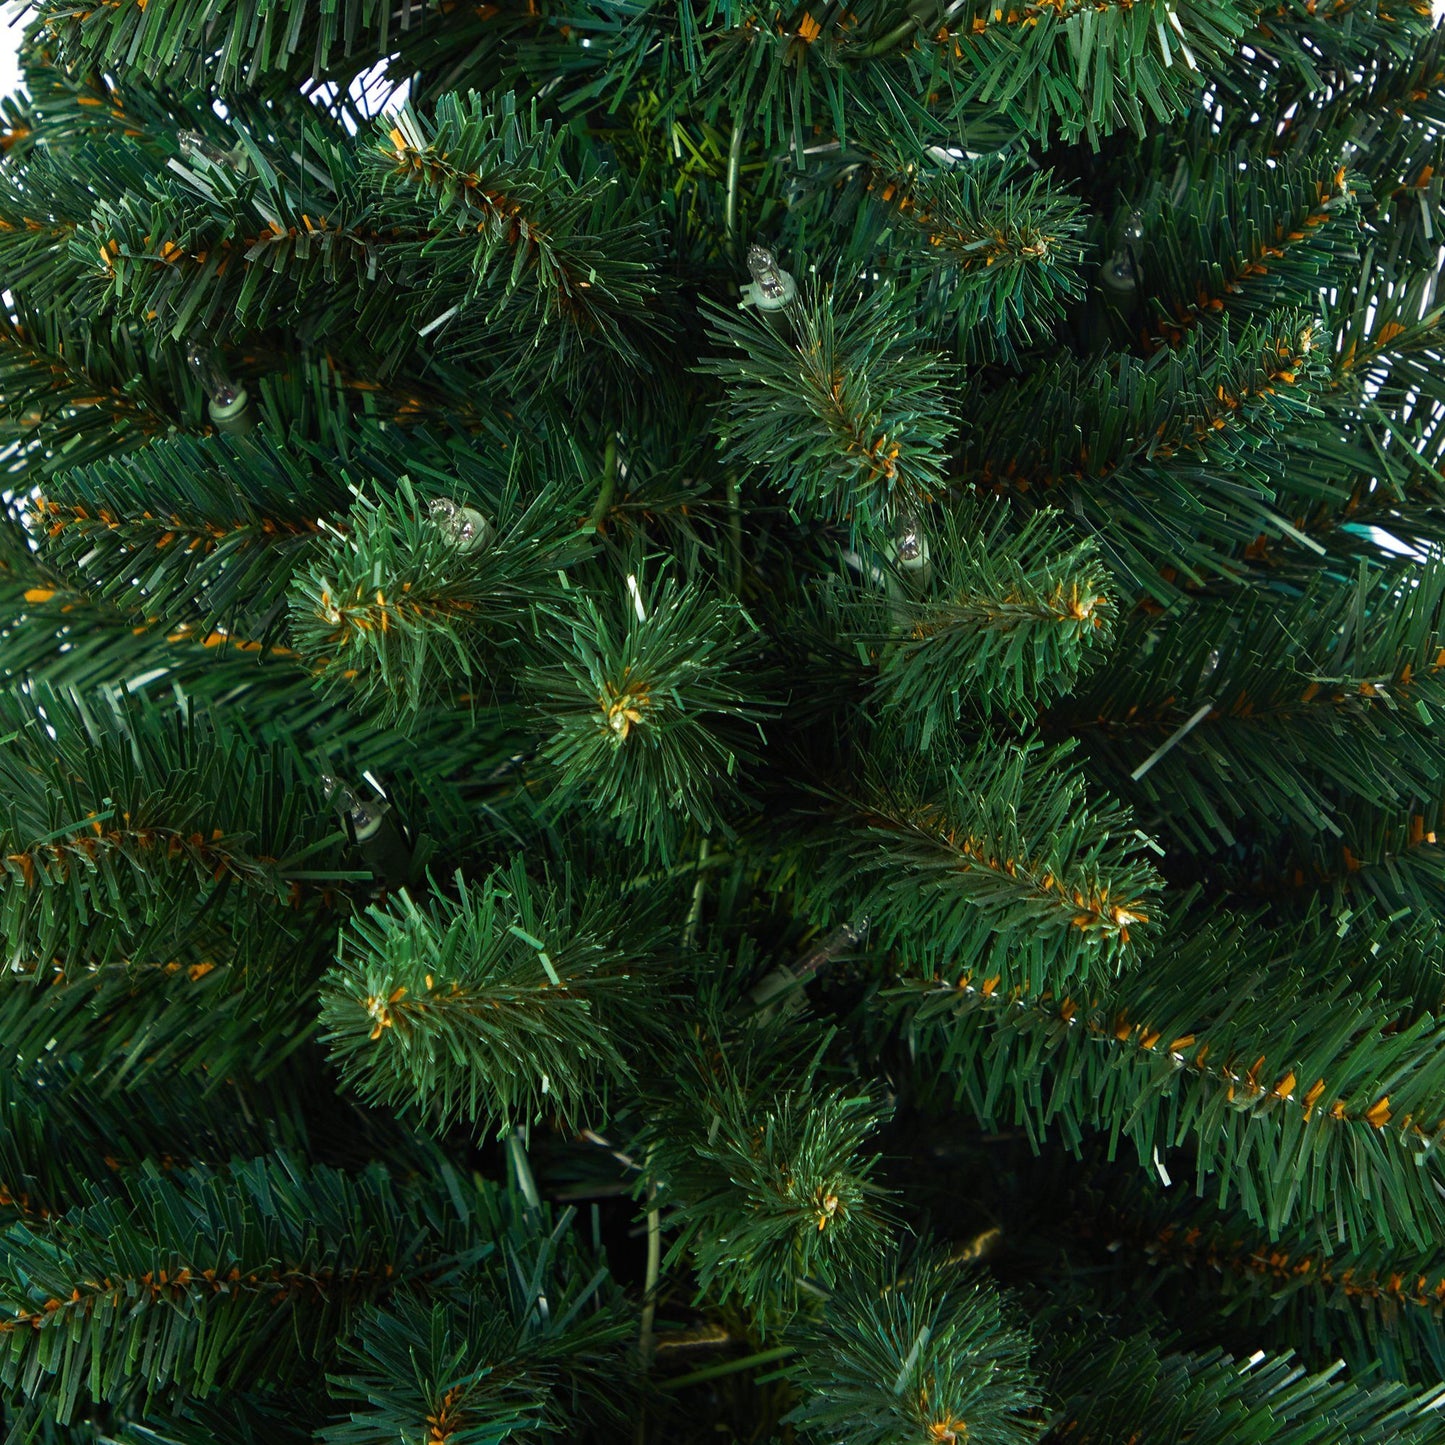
[
  {"x1": 1253, "y1": 796, "x2": 1445, "y2": 926},
  {"x1": 1326, "y1": 264, "x2": 1445, "y2": 492},
  {"x1": 638, "y1": 1013, "x2": 892, "y2": 1321},
  {"x1": 550, "y1": 0, "x2": 1247, "y2": 152},
  {"x1": 363, "y1": 92, "x2": 671, "y2": 386},
  {"x1": 320, "y1": 858, "x2": 668, "y2": 1136},
  {"x1": 701, "y1": 275, "x2": 956, "y2": 530},
  {"x1": 0, "y1": 1062, "x2": 315, "y2": 1226},
  {"x1": 0, "y1": 306, "x2": 171, "y2": 484},
  {"x1": 290, "y1": 473, "x2": 592, "y2": 728},
  {"x1": 928, "y1": 0, "x2": 1255, "y2": 146},
  {"x1": 322, "y1": 1190, "x2": 635, "y2": 1445},
  {"x1": 0, "y1": 1155, "x2": 483, "y2": 1423},
  {"x1": 898, "y1": 907, "x2": 1445, "y2": 1252},
  {"x1": 0, "y1": 684, "x2": 354, "y2": 965},
  {"x1": 785, "y1": 1241, "x2": 1045, "y2": 1445},
  {"x1": 798, "y1": 739, "x2": 1160, "y2": 995},
  {"x1": 1055, "y1": 558, "x2": 1445, "y2": 858},
  {"x1": 1061, "y1": 1178, "x2": 1445, "y2": 1384},
  {"x1": 797, "y1": 135, "x2": 1089, "y2": 364},
  {"x1": 20, "y1": 0, "x2": 437, "y2": 97},
  {"x1": 523, "y1": 565, "x2": 771, "y2": 865},
  {"x1": 1040, "y1": 1322, "x2": 1445, "y2": 1444},
  {"x1": 1129, "y1": 148, "x2": 1359, "y2": 354},
  {"x1": 248, "y1": 347, "x2": 506, "y2": 441},
  {"x1": 108, "y1": 1394, "x2": 323, "y2": 1445},
  {"x1": 0, "y1": 576, "x2": 308, "y2": 708},
  {"x1": 7, "y1": 89, "x2": 663, "y2": 393},
  {"x1": 1215, "y1": 0, "x2": 1439, "y2": 120},
  {"x1": 0, "y1": 905, "x2": 337, "y2": 1089},
  {"x1": 30, "y1": 429, "x2": 344, "y2": 638},
  {"x1": 952, "y1": 313, "x2": 1333, "y2": 597},
  {"x1": 833, "y1": 501, "x2": 1115, "y2": 742}
]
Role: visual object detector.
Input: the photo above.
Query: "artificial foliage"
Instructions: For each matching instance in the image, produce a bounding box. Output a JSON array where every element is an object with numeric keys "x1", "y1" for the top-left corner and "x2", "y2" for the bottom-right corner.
[{"x1": 1, "y1": 0, "x2": 1445, "y2": 1438}]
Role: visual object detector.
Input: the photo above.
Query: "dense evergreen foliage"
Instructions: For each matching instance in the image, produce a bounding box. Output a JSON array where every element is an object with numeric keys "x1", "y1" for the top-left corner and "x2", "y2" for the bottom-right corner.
[{"x1": 2, "y1": 0, "x2": 1445, "y2": 1437}]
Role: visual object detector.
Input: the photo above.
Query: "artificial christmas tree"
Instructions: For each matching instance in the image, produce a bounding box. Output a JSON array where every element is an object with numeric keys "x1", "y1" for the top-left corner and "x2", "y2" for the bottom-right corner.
[{"x1": 1, "y1": 0, "x2": 1445, "y2": 1437}]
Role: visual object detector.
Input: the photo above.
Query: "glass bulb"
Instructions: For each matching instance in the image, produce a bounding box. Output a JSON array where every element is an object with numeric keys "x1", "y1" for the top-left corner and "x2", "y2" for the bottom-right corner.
[
  {"x1": 740, "y1": 244, "x2": 797, "y2": 311},
  {"x1": 319, "y1": 771, "x2": 355, "y2": 811},
  {"x1": 177, "y1": 131, "x2": 237, "y2": 168},
  {"x1": 1122, "y1": 210, "x2": 1145, "y2": 246},
  {"x1": 428, "y1": 496, "x2": 494, "y2": 553},
  {"x1": 185, "y1": 341, "x2": 242, "y2": 408},
  {"x1": 761, "y1": 915, "x2": 872, "y2": 1007},
  {"x1": 746, "y1": 245, "x2": 789, "y2": 302},
  {"x1": 892, "y1": 510, "x2": 930, "y2": 572},
  {"x1": 812, "y1": 916, "x2": 869, "y2": 959},
  {"x1": 320, "y1": 772, "x2": 389, "y2": 843}
]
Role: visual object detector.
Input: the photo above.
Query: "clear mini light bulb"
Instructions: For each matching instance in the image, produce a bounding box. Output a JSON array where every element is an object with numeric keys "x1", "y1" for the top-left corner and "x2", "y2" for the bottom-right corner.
[
  {"x1": 319, "y1": 773, "x2": 390, "y2": 843},
  {"x1": 891, "y1": 508, "x2": 930, "y2": 574},
  {"x1": 177, "y1": 131, "x2": 241, "y2": 169},
  {"x1": 427, "y1": 496, "x2": 494, "y2": 553},
  {"x1": 1100, "y1": 209, "x2": 1145, "y2": 297},
  {"x1": 186, "y1": 341, "x2": 253, "y2": 434},
  {"x1": 739, "y1": 244, "x2": 798, "y2": 311},
  {"x1": 319, "y1": 771, "x2": 412, "y2": 892}
]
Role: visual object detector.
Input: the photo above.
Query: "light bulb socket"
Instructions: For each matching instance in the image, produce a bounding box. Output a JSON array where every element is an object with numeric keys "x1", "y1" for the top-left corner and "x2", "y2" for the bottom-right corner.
[
  {"x1": 207, "y1": 388, "x2": 252, "y2": 433},
  {"x1": 348, "y1": 800, "x2": 389, "y2": 844},
  {"x1": 1100, "y1": 254, "x2": 1137, "y2": 296}
]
